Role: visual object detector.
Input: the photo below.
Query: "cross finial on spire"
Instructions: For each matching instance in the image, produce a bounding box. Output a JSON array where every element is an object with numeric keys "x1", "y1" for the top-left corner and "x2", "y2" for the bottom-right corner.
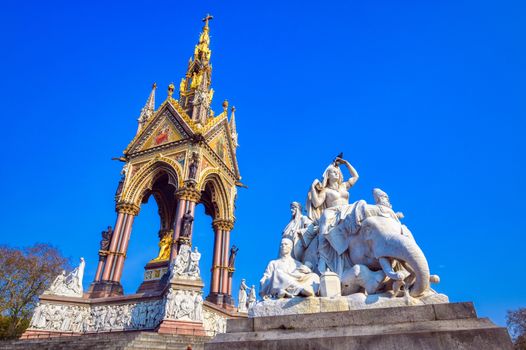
[{"x1": 202, "y1": 14, "x2": 213, "y2": 28}]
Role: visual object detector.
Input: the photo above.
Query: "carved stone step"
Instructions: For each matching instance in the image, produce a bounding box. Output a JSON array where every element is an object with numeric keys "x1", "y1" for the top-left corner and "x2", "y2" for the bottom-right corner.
[
  {"x1": 206, "y1": 302, "x2": 514, "y2": 350},
  {"x1": 0, "y1": 331, "x2": 211, "y2": 350}
]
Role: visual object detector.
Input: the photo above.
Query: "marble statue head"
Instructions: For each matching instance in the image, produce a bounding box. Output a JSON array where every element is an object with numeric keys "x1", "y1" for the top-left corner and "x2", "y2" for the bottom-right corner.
[
  {"x1": 290, "y1": 202, "x2": 302, "y2": 217},
  {"x1": 279, "y1": 238, "x2": 293, "y2": 257},
  {"x1": 322, "y1": 164, "x2": 344, "y2": 187},
  {"x1": 373, "y1": 188, "x2": 391, "y2": 208}
]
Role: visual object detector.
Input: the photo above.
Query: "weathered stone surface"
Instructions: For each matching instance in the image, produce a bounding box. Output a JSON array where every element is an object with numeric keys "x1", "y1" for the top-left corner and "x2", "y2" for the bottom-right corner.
[
  {"x1": 434, "y1": 301, "x2": 477, "y2": 320},
  {"x1": 320, "y1": 296, "x2": 349, "y2": 313},
  {"x1": 249, "y1": 296, "x2": 321, "y2": 317},
  {"x1": 249, "y1": 291, "x2": 449, "y2": 317},
  {"x1": 226, "y1": 318, "x2": 253, "y2": 333},
  {"x1": 207, "y1": 302, "x2": 514, "y2": 350}
]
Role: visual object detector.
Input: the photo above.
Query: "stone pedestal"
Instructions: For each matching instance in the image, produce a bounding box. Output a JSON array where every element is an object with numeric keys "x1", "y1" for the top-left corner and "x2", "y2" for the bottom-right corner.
[
  {"x1": 157, "y1": 319, "x2": 207, "y2": 336},
  {"x1": 319, "y1": 271, "x2": 341, "y2": 297},
  {"x1": 206, "y1": 293, "x2": 235, "y2": 310},
  {"x1": 249, "y1": 290, "x2": 449, "y2": 317},
  {"x1": 136, "y1": 260, "x2": 170, "y2": 294},
  {"x1": 156, "y1": 277, "x2": 207, "y2": 336},
  {"x1": 207, "y1": 302, "x2": 514, "y2": 350},
  {"x1": 87, "y1": 280, "x2": 123, "y2": 298}
]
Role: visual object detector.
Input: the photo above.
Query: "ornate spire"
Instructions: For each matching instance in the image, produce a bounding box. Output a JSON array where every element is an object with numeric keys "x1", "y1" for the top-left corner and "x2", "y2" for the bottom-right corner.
[
  {"x1": 194, "y1": 14, "x2": 213, "y2": 62},
  {"x1": 230, "y1": 106, "x2": 238, "y2": 148},
  {"x1": 179, "y1": 15, "x2": 215, "y2": 126},
  {"x1": 137, "y1": 83, "x2": 157, "y2": 134}
]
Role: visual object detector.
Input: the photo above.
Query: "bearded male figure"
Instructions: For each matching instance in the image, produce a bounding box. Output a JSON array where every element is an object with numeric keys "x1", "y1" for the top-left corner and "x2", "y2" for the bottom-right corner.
[
  {"x1": 259, "y1": 238, "x2": 320, "y2": 299},
  {"x1": 281, "y1": 202, "x2": 318, "y2": 266}
]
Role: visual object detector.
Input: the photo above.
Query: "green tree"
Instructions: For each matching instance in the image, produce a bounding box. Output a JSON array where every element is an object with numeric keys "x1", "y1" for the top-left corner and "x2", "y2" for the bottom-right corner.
[
  {"x1": 0, "y1": 244, "x2": 69, "y2": 339},
  {"x1": 507, "y1": 307, "x2": 526, "y2": 350}
]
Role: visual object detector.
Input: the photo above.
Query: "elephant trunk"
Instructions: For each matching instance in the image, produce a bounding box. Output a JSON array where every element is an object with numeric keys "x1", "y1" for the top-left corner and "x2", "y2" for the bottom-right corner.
[{"x1": 375, "y1": 235, "x2": 430, "y2": 297}]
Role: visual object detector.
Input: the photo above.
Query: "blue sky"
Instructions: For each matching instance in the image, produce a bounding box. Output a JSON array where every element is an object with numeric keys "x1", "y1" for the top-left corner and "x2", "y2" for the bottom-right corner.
[{"x1": 0, "y1": 0, "x2": 524, "y2": 326}]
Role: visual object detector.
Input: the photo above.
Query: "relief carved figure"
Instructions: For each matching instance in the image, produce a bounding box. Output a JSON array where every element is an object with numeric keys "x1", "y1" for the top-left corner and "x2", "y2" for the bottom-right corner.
[
  {"x1": 203, "y1": 308, "x2": 227, "y2": 336},
  {"x1": 164, "y1": 289, "x2": 202, "y2": 321}
]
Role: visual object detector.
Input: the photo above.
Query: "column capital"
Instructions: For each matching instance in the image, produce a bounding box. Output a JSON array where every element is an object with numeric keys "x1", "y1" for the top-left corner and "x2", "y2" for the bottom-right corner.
[
  {"x1": 116, "y1": 202, "x2": 140, "y2": 216},
  {"x1": 176, "y1": 187, "x2": 201, "y2": 202},
  {"x1": 212, "y1": 219, "x2": 234, "y2": 231}
]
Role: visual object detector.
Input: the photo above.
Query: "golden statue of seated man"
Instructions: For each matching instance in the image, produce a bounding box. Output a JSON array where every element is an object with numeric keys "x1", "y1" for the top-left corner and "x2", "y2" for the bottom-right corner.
[{"x1": 153, "y1": 231, "x2": 173, "y2": 261}]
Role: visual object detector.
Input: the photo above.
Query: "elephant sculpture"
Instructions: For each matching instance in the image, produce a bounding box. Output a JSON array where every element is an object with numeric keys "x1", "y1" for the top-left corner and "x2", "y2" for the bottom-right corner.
[
  {"x1": 268, "y1": 157, "x2": 440, "y2": 300},
  {"x1": 344, "y1": 213, "x2": 433, "y2": 297}
]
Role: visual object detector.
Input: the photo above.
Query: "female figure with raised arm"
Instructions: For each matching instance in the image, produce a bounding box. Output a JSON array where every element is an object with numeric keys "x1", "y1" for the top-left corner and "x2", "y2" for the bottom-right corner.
[{"x1": 307, "y1": 156, "x2": 359, "y2": 276}]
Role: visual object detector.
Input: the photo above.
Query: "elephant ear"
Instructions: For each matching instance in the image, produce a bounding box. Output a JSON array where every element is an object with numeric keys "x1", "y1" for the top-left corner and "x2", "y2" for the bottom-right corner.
[{"x1": 401, "y1": 225, "x2": 415, "y2": 241}]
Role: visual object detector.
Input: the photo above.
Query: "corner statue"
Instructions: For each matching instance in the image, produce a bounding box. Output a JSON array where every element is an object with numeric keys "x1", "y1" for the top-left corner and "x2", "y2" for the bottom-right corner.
[
  {"x1": 260, "y1": 238, "x2": 320, "y2": 299},
  {"x1": 257, "y1": 155, "x2": 442, "y2": 303}
]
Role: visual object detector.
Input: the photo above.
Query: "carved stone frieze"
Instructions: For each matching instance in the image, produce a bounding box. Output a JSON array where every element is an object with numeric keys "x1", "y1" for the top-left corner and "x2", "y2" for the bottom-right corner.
[
  {"x1": 164, "y1": 289, "x2": 203, "y2": 321},
  {"x1": 203, "y1": 308, "x2": 227, "y2": 336}
]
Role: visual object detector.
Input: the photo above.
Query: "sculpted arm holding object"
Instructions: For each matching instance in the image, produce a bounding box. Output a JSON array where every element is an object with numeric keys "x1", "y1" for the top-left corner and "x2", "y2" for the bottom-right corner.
[{"x1": 337, "y1": 158, "x2": 359, "y2": 189}]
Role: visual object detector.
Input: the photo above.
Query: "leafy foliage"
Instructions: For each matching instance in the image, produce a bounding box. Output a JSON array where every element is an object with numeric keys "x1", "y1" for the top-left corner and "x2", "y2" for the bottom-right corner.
[
  {"x1": 507, "y1": 308, "x2": 526, "y2": 350},
  {"x1": 0, "y1": 244, "x2": 69, "y2": 339}
]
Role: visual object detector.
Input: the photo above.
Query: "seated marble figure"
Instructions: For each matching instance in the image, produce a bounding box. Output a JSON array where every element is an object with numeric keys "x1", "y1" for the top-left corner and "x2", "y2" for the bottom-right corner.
[{"x1": 259, "y1": 238, "x2": 320, "y2": 299}]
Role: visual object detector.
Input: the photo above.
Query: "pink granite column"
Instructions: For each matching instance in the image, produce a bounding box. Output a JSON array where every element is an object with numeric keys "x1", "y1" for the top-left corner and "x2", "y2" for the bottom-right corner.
[
  {"x1": 220, "y1": 229, "x2": 231, "y2": 295},
  {"x1": 94, "y1": 257, "x2": 105, "y2": 282},
  {"x1": 111, "y1": 214, "x2": 135, "y2": 282},
  {"x1": 227, "y1": 270, "x2": 233, "y2": 297},
  {"x1": 187, "y1": 201, "x2": 196, "y2": 238},
  {"x1": 210, "y1": 227, "x2": 223, "y2": 294},
  {"x1": 101, "y1": 212, "x2": 126, "y2": 281},
  {"x1": 170, "y1": 198, "x2": 187, "y2": 261}
]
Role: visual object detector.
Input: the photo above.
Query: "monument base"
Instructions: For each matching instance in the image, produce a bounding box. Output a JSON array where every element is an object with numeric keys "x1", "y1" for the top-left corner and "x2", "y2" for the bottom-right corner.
[
  {"x1": 157, "y1": 319, "x2": 207, "y2": 336},
  {"x1": 136, "y1": 260, "x2": 170, "y2": 294},
  {"x1": 87, "y1": 281, "x2": 123, "y2": 298},
  {"x1": 207, "y1": 293, "x2": 235, "y2": 310},
  {"x1": 207, "y1": 302, "x2": 513, "y2": 350},
  {"x1": 249, "y1": 289, "x2": 449, "y2": 317}
]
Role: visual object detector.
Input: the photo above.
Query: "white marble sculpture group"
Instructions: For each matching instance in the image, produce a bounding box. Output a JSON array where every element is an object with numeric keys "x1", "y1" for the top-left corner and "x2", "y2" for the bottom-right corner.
[
  {"x1": 258, "y1": 156, "x2": 442, "y2": 303},
  {"x1": 44, "y1": 257, "x2": 85, "y2": 297},
  {"x1": 237, "y1": 279, "x2": 256, "y2": 313},
  {"x1": 169, "y1": 243, "x2": 201, "y2": 280}
]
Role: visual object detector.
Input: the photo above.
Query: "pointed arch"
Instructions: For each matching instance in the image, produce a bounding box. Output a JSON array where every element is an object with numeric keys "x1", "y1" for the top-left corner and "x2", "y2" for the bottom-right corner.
[
  {"x1": 121, "y1": 156, "x2": 184, "y2": 207},
  {"x1": 198, "y1": 169, "x2": 232, "y2": 221}
]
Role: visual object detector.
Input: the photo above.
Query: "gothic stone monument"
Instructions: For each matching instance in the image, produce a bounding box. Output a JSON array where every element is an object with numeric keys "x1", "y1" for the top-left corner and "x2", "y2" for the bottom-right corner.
[
  {"x1": 23, "y1": 15, "x2": 243, "y2": 340},
  {"x1": 207, "y1": 156, "x2": 513, "y2": 349},
  {"x1": 19, "y1": 15, "x2": 513, "y2": 350}
]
